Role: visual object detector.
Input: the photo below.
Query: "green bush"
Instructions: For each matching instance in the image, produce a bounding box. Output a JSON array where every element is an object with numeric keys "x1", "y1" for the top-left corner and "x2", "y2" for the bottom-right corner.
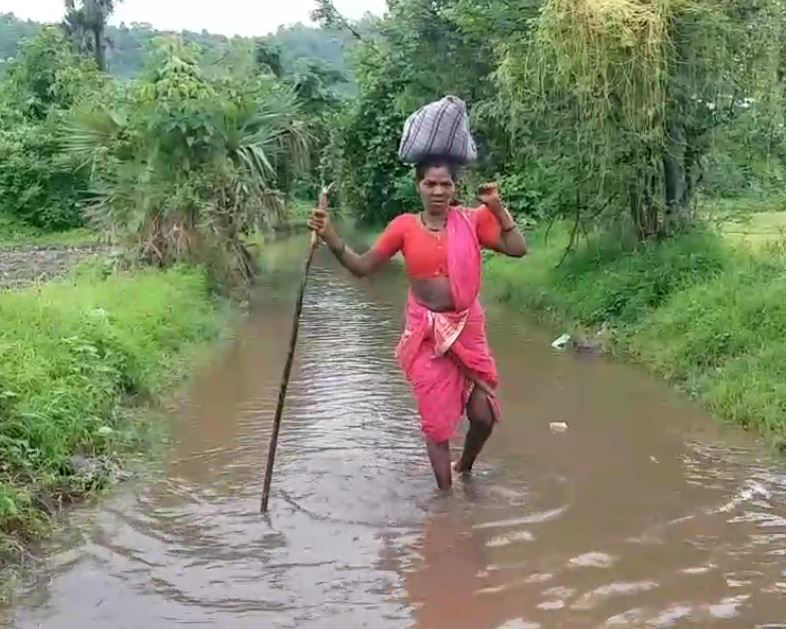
[
  {"x1": 704, "y1": 341, "x2": 786, "y2": 449},
  {"x1": 0, "y1": 266, "x2": 221, "y2": 553},
  {"x1": 0, "y1": 122, "x2": 88, "y2": 230},
  {"x1": 495, "y1": 170, "x2": 544, "y2": 219},
  {"x1": 332, "y1": 80, "x2": 414, "y2": 225},
  {"x1": 0, "y1": 26, "x2": 102, "y2": 232}
]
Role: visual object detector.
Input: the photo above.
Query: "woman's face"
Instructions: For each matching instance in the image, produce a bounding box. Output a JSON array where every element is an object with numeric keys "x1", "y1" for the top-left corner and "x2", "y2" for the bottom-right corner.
[{"x1": 417, "y1": 166, "x2": 455, "y2": 213}]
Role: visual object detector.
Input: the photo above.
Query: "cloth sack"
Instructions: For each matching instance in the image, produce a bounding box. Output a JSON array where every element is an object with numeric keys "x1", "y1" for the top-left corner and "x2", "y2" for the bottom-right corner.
[{"x1": 398, "y1": 95, "x2": 477, "y2": 165}]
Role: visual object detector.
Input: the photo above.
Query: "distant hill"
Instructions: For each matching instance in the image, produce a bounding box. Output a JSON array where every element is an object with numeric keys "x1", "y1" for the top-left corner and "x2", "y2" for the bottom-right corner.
[{"x1": 0, "y1": 12, "x2": 356, "y2": 79}]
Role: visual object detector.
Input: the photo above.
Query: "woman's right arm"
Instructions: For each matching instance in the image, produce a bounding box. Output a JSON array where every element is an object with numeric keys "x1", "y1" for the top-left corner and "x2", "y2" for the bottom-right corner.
[{"x1": 308, "y1": 209, "x2": 401, "y2": 278}]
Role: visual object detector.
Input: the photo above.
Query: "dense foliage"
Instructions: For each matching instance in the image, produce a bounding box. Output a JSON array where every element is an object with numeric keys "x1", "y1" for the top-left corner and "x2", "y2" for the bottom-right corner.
[
  {"x1": 4, "y1": 1, "x2": 786, "y2": 247},
  {"x1": 514, "y1": 0, "x2": 786, "y2": 240},
  {"x1": 64, "y1": 36, "x2": 310, "y2": 284},
  {"x1": 319, "y1": 0, "x2": 786, "y2": 240},
  {"x1": 325, "y1": 0, "x2": 506, "y2": 223},
  {"x1": 0, "y1": 12, "x2": 347, "y2": 285},
  {"x1": 0, "y1": 27, "x2": 102, "y2": 230}
]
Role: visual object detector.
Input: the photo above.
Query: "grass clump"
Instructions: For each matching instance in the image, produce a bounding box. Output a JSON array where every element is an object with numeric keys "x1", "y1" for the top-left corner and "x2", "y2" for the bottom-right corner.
[
  {"x1": 0, "y1": 266, "x2": 223, "y2": 560},
  {"x1": 484, "y1": 224, "x2": 728, "y2": 328},
  {"x1": 0, "y1": 212, "x2": 96, "y2": 249},
  {"x1": 627, "y1": 247, "x2": 786, "y2": 447}
]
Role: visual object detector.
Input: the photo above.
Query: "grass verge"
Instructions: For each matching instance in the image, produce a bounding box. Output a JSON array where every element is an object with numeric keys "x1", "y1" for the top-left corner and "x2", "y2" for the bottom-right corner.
[
  {"x1": 0, "y1": 265, "x2": 227, "y2": 570},
  {"x1": 0, "y1": 213, "x2": 97, "y2": 249},
  {"x1": 484, "y1": 220, "x2": 786, "y2": 449}
]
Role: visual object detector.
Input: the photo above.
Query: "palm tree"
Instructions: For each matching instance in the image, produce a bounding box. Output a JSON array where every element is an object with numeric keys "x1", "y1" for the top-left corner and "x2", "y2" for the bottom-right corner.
[
  {"x1": 63, "y1": 37, "x2": 311, "y2": 284},
  {"x1": 64, "y1": 0, "x2": 120, "y2": 71}
]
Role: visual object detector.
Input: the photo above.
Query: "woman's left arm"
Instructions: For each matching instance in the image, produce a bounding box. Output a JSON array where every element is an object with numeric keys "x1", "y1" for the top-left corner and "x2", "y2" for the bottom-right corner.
[{"x1": 478, "y1": 183, "x2": 528, "y2": 258}]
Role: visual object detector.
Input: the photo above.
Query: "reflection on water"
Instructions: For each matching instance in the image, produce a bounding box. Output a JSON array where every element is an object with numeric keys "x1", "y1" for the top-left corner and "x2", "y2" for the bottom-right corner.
[{"x1": 5, "y1": 247, "x2": 786, "y2": 628}]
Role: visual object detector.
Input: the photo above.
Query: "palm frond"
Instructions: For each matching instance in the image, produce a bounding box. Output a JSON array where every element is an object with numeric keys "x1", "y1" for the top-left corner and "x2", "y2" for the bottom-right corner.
[
  {"x1": 60, "y1": 107, "x2": 123, "y2": 159},
  {"x1": 227, "y1": 86, "x2": 313, "y2": 193}
]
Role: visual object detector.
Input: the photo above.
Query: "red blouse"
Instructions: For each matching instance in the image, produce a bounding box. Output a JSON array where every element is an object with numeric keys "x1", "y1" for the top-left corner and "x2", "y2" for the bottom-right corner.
[{"x1": 372, "y1": 205, "x2": 501, "y2": 279}]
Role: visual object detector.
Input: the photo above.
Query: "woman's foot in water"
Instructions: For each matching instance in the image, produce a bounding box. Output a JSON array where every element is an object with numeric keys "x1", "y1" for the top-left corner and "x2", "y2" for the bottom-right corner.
[
  {"x1": 455, "y1": 420, "x2": 493, "y2": 474},
  {"x1": 456, "y1": 389, "x2": 496, "y2": 476},
  {"x1": 453, "y1": 459, "x2": 474, "y2": 476},
  {"x1": 426, "y1": 439, "x2": 453, "y2": 490}
]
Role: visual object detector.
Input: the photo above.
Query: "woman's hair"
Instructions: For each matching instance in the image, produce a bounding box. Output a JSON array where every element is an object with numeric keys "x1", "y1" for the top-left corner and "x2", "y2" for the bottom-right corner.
[{"x1": 414, "y1": 156, "x2": 461, "y2": 183}]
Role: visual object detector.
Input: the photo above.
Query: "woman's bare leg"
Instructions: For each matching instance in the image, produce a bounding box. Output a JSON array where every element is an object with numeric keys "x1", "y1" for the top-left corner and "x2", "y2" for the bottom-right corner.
[
  {"x1": 455, "y1": 386, "x2": 495, "y2": 474},
  {"x1": 426, "y1": 439, "x2": 452, "y2": 490}
]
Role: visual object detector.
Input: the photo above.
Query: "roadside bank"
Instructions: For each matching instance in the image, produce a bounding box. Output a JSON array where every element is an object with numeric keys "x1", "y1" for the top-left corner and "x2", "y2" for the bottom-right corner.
[
  {"x1": 0, "y1": 264, "x2": 231, "y2": 571},
  {"x1": 483, "y1": 221, "x2": 786, "y2": 449}
]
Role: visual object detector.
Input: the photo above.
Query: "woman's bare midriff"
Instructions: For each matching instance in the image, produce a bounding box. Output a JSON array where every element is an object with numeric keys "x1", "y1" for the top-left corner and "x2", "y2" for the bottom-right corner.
[{"x1": 410, "y1": 276, "x2": 455, "y2": 312}]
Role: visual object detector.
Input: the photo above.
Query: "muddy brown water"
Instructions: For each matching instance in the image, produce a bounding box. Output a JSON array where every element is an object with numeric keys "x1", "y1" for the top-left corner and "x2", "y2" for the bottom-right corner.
[{"x1": 5, "y1": 241, "x2": 786, "y2": 628}]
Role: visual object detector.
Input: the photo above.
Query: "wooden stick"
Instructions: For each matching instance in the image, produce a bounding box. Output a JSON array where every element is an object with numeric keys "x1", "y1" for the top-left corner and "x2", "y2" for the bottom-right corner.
[{"x1": 260, "y1": 186, "x2": 330, "y2": 514}]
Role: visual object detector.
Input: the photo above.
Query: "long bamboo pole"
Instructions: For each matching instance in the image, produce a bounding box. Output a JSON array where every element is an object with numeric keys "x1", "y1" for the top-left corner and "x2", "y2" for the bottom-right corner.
[{"x1": 260, "y1": 185, "x2": 330, "y2": 514}]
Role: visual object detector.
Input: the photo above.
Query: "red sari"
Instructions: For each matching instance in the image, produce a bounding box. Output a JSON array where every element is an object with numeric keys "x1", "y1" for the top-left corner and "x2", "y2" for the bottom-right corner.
[{"x1": 379, "y1": 207, "x2": 501, "y2": 443}]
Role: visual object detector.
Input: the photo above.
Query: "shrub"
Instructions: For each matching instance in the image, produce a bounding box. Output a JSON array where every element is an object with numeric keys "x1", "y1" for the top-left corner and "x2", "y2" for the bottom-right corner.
[{"x1": 0, "y1": 122, "x2": 88, "y2": 230}]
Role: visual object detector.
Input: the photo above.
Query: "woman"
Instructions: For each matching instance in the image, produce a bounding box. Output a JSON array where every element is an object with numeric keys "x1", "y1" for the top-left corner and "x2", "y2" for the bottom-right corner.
[{"x1": 308, "y1": 157, "x2": 527, "y2": 489}]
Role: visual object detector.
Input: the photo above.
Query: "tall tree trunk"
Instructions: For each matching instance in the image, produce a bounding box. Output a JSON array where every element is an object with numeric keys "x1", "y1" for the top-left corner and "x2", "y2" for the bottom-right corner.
[
  {"x1": 663, "y1": 120, "x2": 707, "y2": 233},
  {"x1": 663, "y1": 124, "x2": 686, "y2": 223},
  {"x1": 93, "y1": 25, "x2": 105, "y2": 71},
  {"x1": 631, "y1": 155, "x2": 661, "y2": 241}
]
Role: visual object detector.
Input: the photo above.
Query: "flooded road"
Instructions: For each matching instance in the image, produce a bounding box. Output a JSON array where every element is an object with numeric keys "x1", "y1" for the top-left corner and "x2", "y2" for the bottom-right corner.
[{"x1": 6, "y1": 243, "x2": 786, "y2": 628}]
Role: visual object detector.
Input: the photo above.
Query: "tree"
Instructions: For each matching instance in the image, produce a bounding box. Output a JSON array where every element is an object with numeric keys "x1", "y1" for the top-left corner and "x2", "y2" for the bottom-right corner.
[
  {"x1": 64, "y1": 36, "x2": 310, "y2": 284},
  {"x1": 0, "y1": 27, "x2": 101, "y2": 229},
  {"x1": 502, "y1": 0, "x2": 786, "y2": 242},
  {"x1": 0, "y1": 26, "x2": 101, "y2": 121},
  {"x1": 63, "y1": 0, "x2": 121, "y2": 71},
  {"x1": 255, "y1": 39, "x2": 283, "y2": 78},
  {"x1": 311, "y1": 0, "x2": 365, "y2": 41}
]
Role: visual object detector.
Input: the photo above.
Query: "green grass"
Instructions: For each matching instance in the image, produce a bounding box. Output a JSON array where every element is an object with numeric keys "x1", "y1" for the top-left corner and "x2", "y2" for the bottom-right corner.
[
  {"x1": 484, "y1": 224, "x2": 729, "y2": 326},
  {"x1": 0, "y1": 265, "x2": 225, "y2": 563},
  {"x1": 719, "y1": 211, "x2": 786, "y2": 250},
  {"x1": 627, "y1": 249, "x2": 786, "y2": 448},
  {"x1": 484, "y1": 220, "x2": 786, "y2": 449},
  {"x1": 704, "y1": 195, "x2": 786, "y2": 216},
  {"x1": 700, "y1": 197, "x2": 786, "y2": 250},
  {"x1": 0, "y1": 213, "x2": 97, "y2": 248}
]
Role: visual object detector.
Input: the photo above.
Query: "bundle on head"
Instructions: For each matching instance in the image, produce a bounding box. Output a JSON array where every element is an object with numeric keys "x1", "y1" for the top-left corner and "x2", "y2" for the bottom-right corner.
[{"x1": 399, "y1": 95, "x2": 477, "y2": 166}]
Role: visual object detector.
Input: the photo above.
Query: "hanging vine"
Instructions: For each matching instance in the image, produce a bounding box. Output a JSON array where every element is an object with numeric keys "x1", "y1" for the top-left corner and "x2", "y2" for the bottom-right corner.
[{"x1": 498, "y1": 0, "x2": 786, "y2": 243}]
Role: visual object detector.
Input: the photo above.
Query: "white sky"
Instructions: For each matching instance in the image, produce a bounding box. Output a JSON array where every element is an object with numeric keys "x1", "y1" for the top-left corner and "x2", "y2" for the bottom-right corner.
[{"x1": 0, "y1": 0, "x2": 386, "y2": 36}]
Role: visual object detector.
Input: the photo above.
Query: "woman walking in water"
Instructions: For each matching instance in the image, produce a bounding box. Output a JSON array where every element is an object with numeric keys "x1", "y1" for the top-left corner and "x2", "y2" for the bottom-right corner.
[{"x1": 308, "y1": 157, "x2": 527, "y2": 489}]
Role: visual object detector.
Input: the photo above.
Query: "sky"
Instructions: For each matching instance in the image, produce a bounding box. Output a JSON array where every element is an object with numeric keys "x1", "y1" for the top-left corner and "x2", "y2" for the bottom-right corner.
[{"x1": 0, "y1": 0, "x2": 387, "y2": 36}]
